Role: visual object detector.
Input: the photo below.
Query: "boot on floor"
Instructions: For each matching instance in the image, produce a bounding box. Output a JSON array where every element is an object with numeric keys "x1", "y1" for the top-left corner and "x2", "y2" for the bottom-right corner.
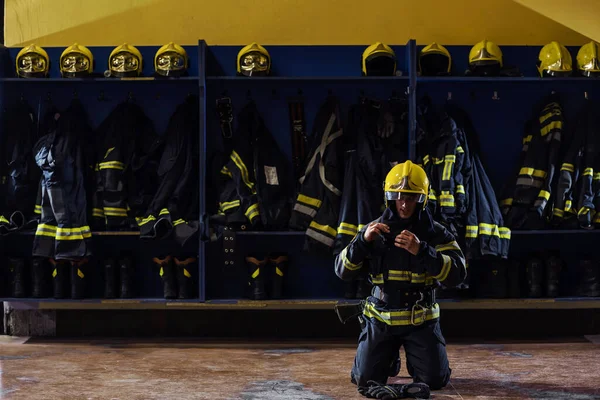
[
  {"x1": 525, "y1": 257, "x2": 544, "y2": 298},
  {"x1": 578, "y1": 258, "x2": 600, "y2": 297},
  {"x1": 153, "y1": 256, "x2": 177, "y2": 299},
  {"x1": 70, "y1": 258, "x2": 89, "y2": 299},
  {"x1": 268, "y1": 253, "x2": 288, "y2": 300},
  {"x1": 544, "y1": 254, "x2": 563, "y2": 298},
  {"x1": 103, "y1": 258, "x2": 118, "y2": 299},
  {"x1": 50, "y1": 259, "x2": 69, "y2": 299},
  {"x1": 8, "y1": 257, "x2": 27, "y2": 298},
  {"x1": 175, "y1": 256, "x2": 197, "y2": 299},
  {"x1": 31, "y1": 257, "x2": 51, "y2": 298},
  {"x1": 119, "y1": 257, "x2": 135, "y2": 299},
  {"x1": 245, "y1": 255, "x2": 267, "y2": 300}
]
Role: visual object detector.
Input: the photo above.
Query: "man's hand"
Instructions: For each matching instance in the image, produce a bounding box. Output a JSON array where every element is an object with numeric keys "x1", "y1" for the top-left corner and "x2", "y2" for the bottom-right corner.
[
  {"x1": 394, "y1": 230, "x2": 421, "y2": 255},
  {"x1": 363, "y1": 381, "x2": 431, "y2": 399},
  {"x1": 363, "y1": 222, "x2": 390, "y2": 243}
]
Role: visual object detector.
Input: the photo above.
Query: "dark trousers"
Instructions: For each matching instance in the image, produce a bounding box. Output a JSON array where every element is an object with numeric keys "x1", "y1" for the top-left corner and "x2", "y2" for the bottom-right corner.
[{"x1": 351, "y1": 316, "x2": 451, "y2": 390}]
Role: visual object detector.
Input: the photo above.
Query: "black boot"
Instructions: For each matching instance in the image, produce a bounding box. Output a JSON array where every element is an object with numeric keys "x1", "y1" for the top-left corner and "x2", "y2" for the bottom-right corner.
[
  {"x1": 525, "y1": 257, "x2": 544, "y2": 298},
  {"x1": 103, "y1": 258, "x2": 118, "y2": 299},
  {"x1": 50, "y1": 259, "x2": 69, "y2": 299},
  {"x1": 119, "y1": 257, "x2": 135, "y2": 299},
  {"x1": 8, "y1": 258, "x2": 27, "y2": 298},
  {"x1": 31, "y1": 257, "x2": 50, "y2": 298},
  {"x1": 507, "y1": 259, "x2": 521, "y2": 298},
  {"x1": 579, "y1": 258, "x2": 600, "y2": 297},
  {"x1": 268, "y1": 253, "x2": 288, "y2": 300},
  {"x1": 544, "y1": 255, "x2": 563, "y2": 298},
  {"x1": 153, "y1": 256, "x2": 177, "y2": 299},
  {"x1": 70, "y1": 259, "x2": 89, "y2": 299},
  {"x1": 174, "y1": 256, "x2": 197, "y2": 299},
  {"x1": 245, "y1": 255, "x2": 267, "y2": 300}
]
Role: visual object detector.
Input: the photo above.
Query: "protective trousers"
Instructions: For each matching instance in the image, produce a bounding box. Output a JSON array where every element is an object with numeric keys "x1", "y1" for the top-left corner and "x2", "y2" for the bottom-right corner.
[{"x1": 351, "y1": 317, "x2": 451, "y2": 391}]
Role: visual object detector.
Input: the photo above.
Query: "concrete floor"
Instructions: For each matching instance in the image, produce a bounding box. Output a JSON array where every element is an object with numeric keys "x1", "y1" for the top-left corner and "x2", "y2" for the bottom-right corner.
[{"x1": 0, "y1": 336, "x2": 599, "y2": 399}]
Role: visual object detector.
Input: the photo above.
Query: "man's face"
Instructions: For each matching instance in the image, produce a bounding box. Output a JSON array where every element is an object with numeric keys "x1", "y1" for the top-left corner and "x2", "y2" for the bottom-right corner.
[{"x1": 395, "y1": 196, "x2": 418, "y2": 219}]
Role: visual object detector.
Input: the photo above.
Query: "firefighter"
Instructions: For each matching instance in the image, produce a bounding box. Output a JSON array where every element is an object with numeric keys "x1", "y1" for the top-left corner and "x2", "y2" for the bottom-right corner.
[{"x1": 335, "y1": 160, "x2": 466, "y2": 398}]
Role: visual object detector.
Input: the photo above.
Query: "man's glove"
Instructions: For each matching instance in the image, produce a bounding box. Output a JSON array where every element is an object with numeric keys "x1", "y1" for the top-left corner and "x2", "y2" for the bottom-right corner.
[{"x1": 363, "y1": 381, "x2": 431, "y2": 399}]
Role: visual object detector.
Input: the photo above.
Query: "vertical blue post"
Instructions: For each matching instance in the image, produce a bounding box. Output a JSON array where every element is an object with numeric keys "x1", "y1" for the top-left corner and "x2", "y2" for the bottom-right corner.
[
  {"x1": 198, "y1": 40, "x2": 207, "y2": 302},
  {"x1": 407, "y1": 39, "x2": 417, "y2": 162}
]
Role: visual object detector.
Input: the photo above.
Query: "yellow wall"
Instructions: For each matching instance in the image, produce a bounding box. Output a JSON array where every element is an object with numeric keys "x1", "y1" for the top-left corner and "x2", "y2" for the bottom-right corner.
[{"x1": 4, "y1": 0, "x2": 591, "y2": 47}]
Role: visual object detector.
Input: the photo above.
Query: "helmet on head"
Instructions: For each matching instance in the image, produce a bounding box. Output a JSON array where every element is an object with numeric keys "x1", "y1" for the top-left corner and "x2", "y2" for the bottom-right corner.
[
  {"x1": 60, "y1": 43, "x2": 93, "y2": 78},
  {"x1": 537, "y1": 41, "x2": 572, "y2": 77},
  {"x1": 16, "y1": 44, "x2": 49, "y2": 78},
  {"x1": 362, "y1": 42, "x2": 397, "y2": 76},
  {"x1": 419, "y1": 42, "x2": 451, "y2": 76},
  {"x1": 383, "y1": 160, "x2": 429, "y2": 209},
  {"x1": 237, "y1": 42, "x2": 271, "y2": 77},
  {"x1": 576, "y1": 41, "x2": 600, "y2": 77}
]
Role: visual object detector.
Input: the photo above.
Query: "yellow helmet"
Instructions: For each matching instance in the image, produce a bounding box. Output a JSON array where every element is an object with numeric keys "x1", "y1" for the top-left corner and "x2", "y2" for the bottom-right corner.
[
  {"x1": 237, "y1": 42, "x2": 271, "y2": 77},
  {"x1": 154, "y1": 42, "x2": 188, "y2": 77},
  {"x1": 577, "y1": 41, "x2": 600, "y2": 77},
  {"x1": 362, "y1": 42, "x2": 396, "y2": 76},
  {"x1": 383, "y1": 160, "x2": 429, "y2": 209},
  {"x1": 419, "y1": 42, "x2": 451, "y2": 76},
  {"x1": 468, "y1": 40, "x2": 502, "y2": 76},
  {"x1": 60, "y1": 43, "x2": 93, "y2": 78},
  {"x1": 537, "y1": 41, "x2": 572, "y2": 77},
  {"x1": 108, "y1": 43, "x2": 143, "y2": 78},
  {"x1": 16, "y1": 44, "x2": 49, "y2": 78}
]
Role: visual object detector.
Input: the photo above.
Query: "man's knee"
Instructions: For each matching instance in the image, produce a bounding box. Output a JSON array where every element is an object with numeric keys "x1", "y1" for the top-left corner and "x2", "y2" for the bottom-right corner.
[{"x1": 351, "y1": 366, "x2": 387, "y2": 388}]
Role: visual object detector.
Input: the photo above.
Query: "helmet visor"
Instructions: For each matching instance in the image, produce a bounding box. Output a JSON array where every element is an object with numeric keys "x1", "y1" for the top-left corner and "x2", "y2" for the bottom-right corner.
[{"x1": 385, "y1": 191, "x2": 425, "y2": 203}]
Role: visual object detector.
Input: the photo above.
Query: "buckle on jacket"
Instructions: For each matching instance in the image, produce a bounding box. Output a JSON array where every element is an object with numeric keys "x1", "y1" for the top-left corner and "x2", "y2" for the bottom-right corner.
[{"x1": 410, "y1": 292, "x2": 427, "y2": 326}]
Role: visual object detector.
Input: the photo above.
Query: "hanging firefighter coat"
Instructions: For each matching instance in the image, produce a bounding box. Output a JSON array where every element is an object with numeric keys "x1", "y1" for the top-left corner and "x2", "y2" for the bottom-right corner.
[
  {"x1": 550, "y1": 100, "x2": 600, "y2": 229},
  {"x1": 32, "y1": 99, "x2": 95, "y2": 260},
  {"x1": 0, "y1": 101, "x2": 41, "y2": 235},
  {"x1": 334, "y1": 97, "x2": 409, "y2": 255},
  {"x1": 139, "y1": 95, "x2": 200, "y2": 246},
  {"x1": 289, "y1": 96, "x2": 345, "y2": 254},
  {"x1": 215, "y1": 100, "x2": 292, "y2": 232},
  {"x1": 501, "y1": 93, "x2": 564, "y2": 230},
  {"x1": 93, "y1": 101, "x2": 162, "y2": 231}
]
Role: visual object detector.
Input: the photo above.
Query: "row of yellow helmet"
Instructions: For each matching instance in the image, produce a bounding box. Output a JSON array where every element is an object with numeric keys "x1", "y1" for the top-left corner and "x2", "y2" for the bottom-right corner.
[
  {"x1": 419, "y1": 39, "x2": 600, "y2": 77},
  {"x1": 16, "y1": 42, "x2": 189, "y2": 78}
]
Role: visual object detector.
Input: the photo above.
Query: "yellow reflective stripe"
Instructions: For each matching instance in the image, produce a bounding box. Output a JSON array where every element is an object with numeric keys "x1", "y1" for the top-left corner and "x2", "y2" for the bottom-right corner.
[
  {"x1": 338, "y1": 222, "x2": 358, "y2": 236},
  {"x1": 173, "y1": 219, "x2": 185, "y2": 226},
  {"x1": 583, "y1": 168, "x2": 594, "y2": 177},
  {"x1": 370, "y1": 274, "x2": 384, "y2": 284},
  {"x1": 309, "y1": 220, "x2": 336, "y2": 238},
  {"x1": 538, "y1": 190, "x2": 550, "y2": 201},
  {"x1": 34, "y1": 205, "x2": 42, "y2": 214},
  {"x1": 245, "y1": 203, "x2": 260, "y2": 221},
  {"x1": 158, "y1": 208, "x2": 169, "y2": 216},
  {"x1": 104, "y1": 147, "x2": 115, "y2": 159},
  {"x1": 499, "y1": 227, "x2": 511, "y2": 239},
  {"x1": 434, "y1": 254, "x2": 452, "y2": 282},
  {"x1": 553, "y1": 208, "x2": 564, "y2": 217},
  {"x1": 519, "y1": 167, "x2": 547, "y2": 179},
  {"x1": 219, "y1": 200, "x2": 240, "y2": 211},
  {"x1": 594, "y1": 173, "x2": 600, "y2": 181},
  {"x1": 443, "y1": 156, "x2": 454, "y2": 179},
  {"x1": 341, "y1": 247, "x2": 362, "y2": 271},
  {"x1": 479, "y1": 223, "x2": 500, "y2": 237},
  {"x1": 423, "y1": 155, "x2": 430, "y2": 165},
  {"x1": 251, "y1": 268, "x2": 260, "y2": 279},
  {"x1": 456, "y1": 185, "x2": 465, "y2": 194},
  {"x1": 523, "y1": 135, "x2": 532, "y2": 144},
  {"x1": 466, "y1": 225, "x2": 478, "y2": 238},
  {"x1": 138, "y1": 215, "x2": 156, "y2": 226},
  {"x1": 561, "y1": 163, "x2": 575, "y2": 173},
  {"x1": 0, "y1": 215, "x2": 9, "y2": 224},
  {"x1": 98, "y1": 161, "x2": 125, "y2": 170},
  {"x1": 456, "y1": 146, "x2": 464, "y2": 153},
  {"x1": 297, "y1": 194, "x2": 322, "y2": 208},
  {"x1": 35, "y1": 223, "x2": 56, "y2": 238},
  {"x1": 540, "y1": 120, "x2": 562, "y2": 137},
  {"x1": 578, "y1": 207, "x2": 591, "y2": 217},
  {"x1": 565, "y1": 200, "x2": 573, "y2": 212},
  {"x1": 439, "y1": 192, "x2": 455, "y2": 207},
  {"x1": 220, "y1": 166, "x2": 232, "y2": 178},
  {"x1": 435, "y1": 241, "x2": 460, "y2": 252},
  {"x1": 387, "y1": 270, "x2": 426, "y2": 284},
  {"x1": 501, "y1": 198, "x2": 513, "y2": 206},
  {"x1": 230, "y1": 150, "x2": 254, "y2": 191},
  {"x1": 363, "y1": 302, "x2": 440, "y2": 326},
  {"x1": 594, "y1": 213, "x2": 600, "y2": 223},
  {"x1": 56, "y1": 226, "x2": 92, "y2": 240}
]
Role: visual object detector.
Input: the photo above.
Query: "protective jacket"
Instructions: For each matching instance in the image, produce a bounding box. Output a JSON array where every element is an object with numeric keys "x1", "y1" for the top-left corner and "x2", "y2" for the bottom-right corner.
[
  {"x1": 32, "y1": 99, "x2": 95, "y2": 260},
  {"x1": 216, "y1": 100, "x2": 292, "y2": 232},
  {"x1": 334, "y1": 207, "x2": 466, "y2": 326},
  {"x1": 92, "y1": 101, "x2": 162, "y2": 231},
  {"x1": 0, "y1": 101, "x2": 41, "y2": 235},
  {"x1": 550, "y1": 100, "x2": 600, "y2": 229},
  {"x1": 501, "y1": 93, "x2": 564, "y2": 229},
  {"x1": 289, "y1": 96, "x2": 345, "y2": 254},
  {"x1": 139, "y1": 95, "x2": 199, "y2": 246},
  {"x1": 334, "y1": 98, "x2": 409, "y2": 255}
]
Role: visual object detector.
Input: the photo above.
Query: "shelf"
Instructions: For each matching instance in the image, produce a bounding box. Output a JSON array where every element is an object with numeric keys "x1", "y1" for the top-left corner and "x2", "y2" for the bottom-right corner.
[
  {"x1": 8, "y1": 231, "x2": 141, "y2": 236},
  {"x1": 236, "y1": 230, "x2": 305, "y2": 236},
  {"x1": 0, "y1": 77, "x2": 200, "y2": 83},
  {"x1": 416, "y1": 76, "x2": 596, "y2": 83},
  {"x1": 206, "y1": 76, "x2": 409, "y2": 82},
  {"x1": 3, "y1": 297, "x2": 600, "y2": 310}
]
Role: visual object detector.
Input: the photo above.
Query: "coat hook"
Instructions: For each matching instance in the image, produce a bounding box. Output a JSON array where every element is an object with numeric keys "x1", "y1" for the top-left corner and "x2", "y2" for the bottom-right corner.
[
  {"x1": 447, "y1": 92, "x2": 452, "y2": 101},
  {"x1": 492, "y1": 91, "x2": 500, "y2": 100},
  {"x1": 585, "y1": 91, "x2": 589, "y2": 100}
]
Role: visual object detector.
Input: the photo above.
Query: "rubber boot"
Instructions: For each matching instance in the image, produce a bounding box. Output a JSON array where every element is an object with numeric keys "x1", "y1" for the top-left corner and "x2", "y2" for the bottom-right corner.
[
  {"x1": 50, "y1": 259, "x2": 69, "y2": 299},
  {"x1": 525, "y1": 257, "x2": 544, "y2": 298},
  {"x1": 579, "y1": 258, "x2": 600, "y2": 297},
  {"x1": 175, "y1": 256, "x2": 197, "y2": 299},
  {"x1": 70, "y1": 259, "x2": 89, "y2": 299},
  {"x1": 119, "y1": 257, "x2": 135, "y2": 299},
  {"x1": 8, "y1": 258, "x2": 27, "y2": 298},
  {"x1": 544, "y1": 255, "x2": 563, "y2": 298},
  {"x1": 269, "y1": 253, "x2": 288, "y2": 300},
  {"x1": 153, "y1": 256, "x2": 177, "y2": 299},
  {"x1": 31, "y1": 257, "x2": 50, "y2": 298},
  {"x1": 103, "y1": 258, "x2": 118, "y2": 299},
  {"x1": 245, "y1": 255, "x2": 267, "y2": 300}
]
